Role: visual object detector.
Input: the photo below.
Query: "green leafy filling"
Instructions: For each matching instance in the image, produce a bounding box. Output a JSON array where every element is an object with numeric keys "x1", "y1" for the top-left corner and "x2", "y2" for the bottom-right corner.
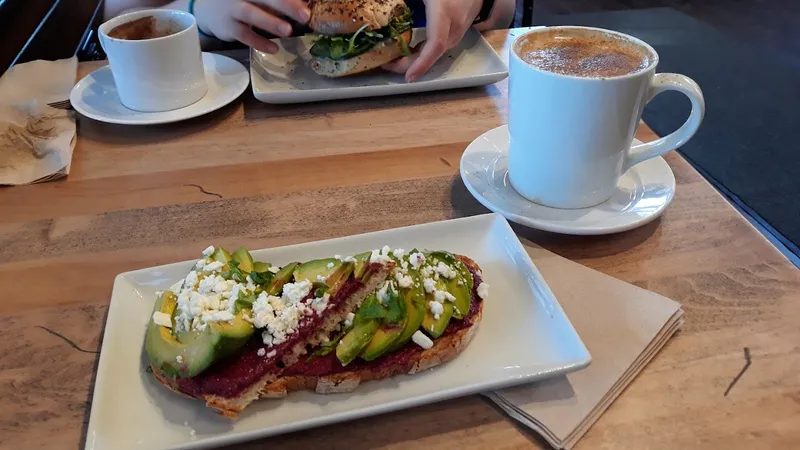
[{"x1": 310, "y1": 6, "x2": 412, "y2": 61}]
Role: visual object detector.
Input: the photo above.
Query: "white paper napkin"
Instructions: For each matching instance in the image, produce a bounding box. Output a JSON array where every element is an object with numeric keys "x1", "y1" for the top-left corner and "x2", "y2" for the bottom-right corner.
[
  {"x1": 0, "y1": 57, "x2": 77, "y2": 185},
  {"x1": 486, "y1": 243, "x2": 684, "y2": 449}
]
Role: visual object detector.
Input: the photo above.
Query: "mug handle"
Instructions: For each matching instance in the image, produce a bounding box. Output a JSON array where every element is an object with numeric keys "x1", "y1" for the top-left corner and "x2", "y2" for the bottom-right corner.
[{"x1": 623, "y1": 73, "x2": 705, "y2": 172}]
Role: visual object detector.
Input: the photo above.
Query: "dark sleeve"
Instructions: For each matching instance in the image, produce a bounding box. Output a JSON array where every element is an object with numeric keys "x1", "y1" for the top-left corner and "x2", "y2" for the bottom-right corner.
[{"x1": 407, "y1": 0, "x2": 427, "y2": 27}]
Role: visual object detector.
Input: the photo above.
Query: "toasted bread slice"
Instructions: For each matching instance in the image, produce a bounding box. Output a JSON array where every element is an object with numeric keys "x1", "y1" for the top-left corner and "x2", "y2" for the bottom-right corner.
[
  {"x1": 151, "y1": 261, "x2": 395, "y2": 418},
  {"x1": 260, "y1": 255, "x2": 484, "y2": 398}
]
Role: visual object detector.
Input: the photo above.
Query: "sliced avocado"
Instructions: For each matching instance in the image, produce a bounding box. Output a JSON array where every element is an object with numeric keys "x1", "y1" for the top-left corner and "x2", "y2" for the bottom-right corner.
[
  {"x1": 293, "y1": 258, "x2": 342, "y2": 283},
  {"x1": 266, "y1": 262, "x2": 298, "y2": 296},
  {"x1": 390, "y1": 272, "x2": 426, "y2": 350},
  {"x1": 252, "y1": 261, "x2": 271, "y2": 273},
  {"x1": 324, "y1": 262, "x2": 355, "y2": 296},
  {"x1": 145, "y1": 291, "x2": 254, "y2": 378},
  {"x1": 420, "y1": 278, "x2": 454, "y2": 338},
  {"x1": 426, "y1": 251, "x2": 472, "y2": 319},
  {"x1": 212, "y1": 247, "x2": 232, "y2": 268},
  {"x1": 353, "y1": 251, "x2": 372, "y2": 279},
  {"x1": 360, "y1": 325, "x2": 404, "y2": 361},
  {"x1": 232, "y1": 247, "x2": 255, "y2": 273},
  {"x1": 336, "y1": 319, "x2": 378, "y2": 366},
  {"x1": 422, "y1": 302, "x2": 454, "y2": 339},
  {"x1": 360, "y1": 283, "x2": 407, "y2": 361}
]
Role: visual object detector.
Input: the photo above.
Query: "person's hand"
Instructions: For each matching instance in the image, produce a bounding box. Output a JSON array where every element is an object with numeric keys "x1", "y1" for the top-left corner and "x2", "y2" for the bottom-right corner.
[
  {"x1": 383, "y1": 0, "x2": 483, "y2": 82},
  {"x1": 193, "y1": 0, "x2": 310, "y2": 53}
]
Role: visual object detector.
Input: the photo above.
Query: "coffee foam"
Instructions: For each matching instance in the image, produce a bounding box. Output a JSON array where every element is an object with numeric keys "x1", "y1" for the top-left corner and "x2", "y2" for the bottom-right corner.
[{"x1": 514, "y1": 28, "x2": 654, "y2": 78}]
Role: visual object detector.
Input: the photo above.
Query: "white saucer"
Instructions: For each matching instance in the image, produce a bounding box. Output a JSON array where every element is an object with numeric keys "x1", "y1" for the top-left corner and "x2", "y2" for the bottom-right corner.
[
  {"x1": 460, "y1": 125, "x2": 676, "y2": 235},
  {"x1": 70, "y1": 52, "x2": 249, "y2": 125}
]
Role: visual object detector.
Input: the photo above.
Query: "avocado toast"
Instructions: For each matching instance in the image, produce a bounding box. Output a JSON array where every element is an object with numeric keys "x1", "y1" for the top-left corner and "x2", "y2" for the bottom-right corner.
[{"x1": 146, "y1": 245, "x2": 489, "y2": 418}]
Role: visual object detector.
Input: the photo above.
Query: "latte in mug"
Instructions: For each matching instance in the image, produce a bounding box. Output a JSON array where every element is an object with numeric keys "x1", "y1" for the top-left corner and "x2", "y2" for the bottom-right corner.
[
  {"x1": 507, "y1": 26, "x2": 705, "y2": 209},
  {"x1": 517, "y1": 29, "x2": 651, "y2": 78}
]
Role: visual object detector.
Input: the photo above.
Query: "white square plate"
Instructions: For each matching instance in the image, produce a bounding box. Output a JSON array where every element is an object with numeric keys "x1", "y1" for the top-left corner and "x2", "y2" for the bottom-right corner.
[
  {"x1": 86, "y1": 213, "x2": 590, "y2": 450},
  {"x1": 250, "y1": 28, "x2": 508, "y2": 104}
]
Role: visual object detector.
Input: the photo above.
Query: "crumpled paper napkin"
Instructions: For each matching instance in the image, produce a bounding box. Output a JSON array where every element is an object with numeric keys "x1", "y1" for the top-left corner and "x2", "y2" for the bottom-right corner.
[{"x1": 0, "y1": 57, "x2": 77, "y2": 185}]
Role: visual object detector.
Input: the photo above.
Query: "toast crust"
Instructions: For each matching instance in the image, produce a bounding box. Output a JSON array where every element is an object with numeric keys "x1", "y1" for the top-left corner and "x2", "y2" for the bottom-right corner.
[{"x1": 260, "y1": 254, "x2": 484, "y2": 398}]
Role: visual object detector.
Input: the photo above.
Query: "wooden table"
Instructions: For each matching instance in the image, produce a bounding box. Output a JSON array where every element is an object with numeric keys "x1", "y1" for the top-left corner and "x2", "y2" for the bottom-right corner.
[{"x1": 2, "y1": 29, "x2": 799, "y2": 450}]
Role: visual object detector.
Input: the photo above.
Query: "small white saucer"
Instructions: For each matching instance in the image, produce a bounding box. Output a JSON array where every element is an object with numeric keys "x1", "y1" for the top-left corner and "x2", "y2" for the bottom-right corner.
[
  {"x1": 70, "y1": 52, "x2": 249, "y2": 125},
  {"x1": 460, "y1": 125, "x2": 676, "y2": 235}
]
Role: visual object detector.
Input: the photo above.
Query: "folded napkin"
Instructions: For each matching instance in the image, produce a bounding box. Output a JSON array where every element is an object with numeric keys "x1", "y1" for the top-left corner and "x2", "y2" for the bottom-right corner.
[
  {"x1": 0, "y1": 57, "x2": 77, "y2": 185},
  {"x1": 486, "y1": 243, "x2": 684, "y2": 450}
]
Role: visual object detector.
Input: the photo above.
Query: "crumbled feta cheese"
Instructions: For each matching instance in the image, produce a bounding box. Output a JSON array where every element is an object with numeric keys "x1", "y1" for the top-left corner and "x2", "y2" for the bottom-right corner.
[
  {"x1": 370, "y1": 246, "x2": 393, "y2": 264},
  {"x1": 184, "y1": 271, "x2": 199, "y2": 289},
  {"x1": 420, "y1": 266, "x2": 434, "y2": 278},
  {"x1": 434, "y1": 261, "x2": 457, "y2": 279},
  {"x1": 401, "y1": 260, "x2": 409, "y2": 271},
  {"x1": 457, "y1": 279, "x2": 464, "y2": 286},
  {"x1": 268, "y1": 266, "x2": 280, "y2": 274},
  {"x1": 310, "y1": 293, "x2": 330, "y2": 314},
  {"x1": 152, "y1": 311, "x2": 172, "y2": 328},
  {"x1": 392, "y1": 248, "x2": 406, "y2": 259},
  {"x1": 429, "y1": 300, "x2": 444, "y2": 319},
  {"x1": 176, "y1": 355, "x2": 183, "y2": 364},
  {"x1": 257, "y1": 348, "x2": 266, "y2": 357},
  {"x1": 412, "y1": 330, "x2": 434, "y2": 350},
  {"x1": 198, "y1": 274, "x2": 224, "y2": 294},
  {"x1": 344, "y1": 312, "x2": 355, "y2": 328},
  {"x1": 343, "y1": 255, "x2": 357, "y2": 263},
  {"x1": 409, "y1": 252, "x2": 426, "y2": 269},
  {"x1": 326, "y1": 262, "x2": 335, "y2": 270},
  {"x1": 334, "y1": 254, "x2": 343, "y2": 260},
  {"x1": 434, "y1": 290, "x2": 456, "y2": 303},
  {"x1": 423, "y1": 278, "x2": 437, "y2": 294},
  {"x1": 283, "y1": 280, "x2": 313, "y2": 304},
  {"x1": 477, "y1": 282, "x2": 490, "y2": 300},
  {"x1": 395, "y1": 271, "x2": 413, "y2": 288},
  {"x1": 267, "y1": 350, "x2": 276, "y2": 358},
  {"x1": 202, "y1": 246, "x2": 215, "y2": 257},
  {"x1": 317, "y1": 274, "x2": 327, "y2": 282},
  {"x1": 377, "y1": 281, "x2": 394, "y2": 304},
  {"x1": 203, "y1": 261, "x2": 225, "y2": 273}
]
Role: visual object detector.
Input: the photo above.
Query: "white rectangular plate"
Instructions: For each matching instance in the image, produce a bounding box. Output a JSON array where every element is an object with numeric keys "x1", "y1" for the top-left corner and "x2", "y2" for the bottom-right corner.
[
  {"x1": 86, "y1": 213, "x2": 590, "y2": 450},
  {"x1": 250, "y1": 28, "x2": 508, "y2": 104}
]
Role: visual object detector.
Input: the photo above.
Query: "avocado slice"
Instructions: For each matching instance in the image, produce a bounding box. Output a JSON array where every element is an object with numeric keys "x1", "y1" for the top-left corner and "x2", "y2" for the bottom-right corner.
[
  {"x1": 145, "y1": 291, "x2": 254, "y2": 378},
  {"x1": 231, "y1": 247, "x2": 255, "y2": 273},
  {"x1": 325, "y1": 262, "x2": 355, "y2": 296},
  {"x1": 420, "y1": 278, "x2": 454, "y2": 338},
  {"x1": 421, "y1": 301, "x2": 454, "y2": 339},
  {"x1": 293, "y1": 258, "x2": 342, "y2": 283},
  {"x1": 212, "y1": 247, "x2": 232, "y2": 269},
  {"x1": 352, "y1": 251, "x2": 372, "y2": 279},
  {"x1": 360, "y1": 283, "x2": 407, "y2": 361},
  {"x1": 336, "y1": 294, "x2": 382, "y2": 366},
  {"x1": 252, "y1": 261, "x2": 271, "y2": 273},
  {"x1": 389, "y1": 272, "x2": 426, "y2": 351},
  {"x1": 266, "y1": 262, "x2": 298, "y2": 296},
  {"x1": 426, "y1": 251, "x2": 472, "y2": 319}
]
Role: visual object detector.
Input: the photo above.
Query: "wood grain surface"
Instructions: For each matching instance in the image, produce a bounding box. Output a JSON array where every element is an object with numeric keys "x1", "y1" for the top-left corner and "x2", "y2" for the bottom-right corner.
[{"x1": 1, "y1": 29, "x2": 799, "y2": 450}]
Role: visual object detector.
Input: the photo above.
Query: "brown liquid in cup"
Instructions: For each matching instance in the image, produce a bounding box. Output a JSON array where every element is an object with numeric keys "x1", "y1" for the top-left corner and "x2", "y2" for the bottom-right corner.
[
  {"x1": 108, "y1": 16, "x2": 181, "y2": 40},
  {"x1": 516, "y1": 29, "x2": 651, "y2": 78}
]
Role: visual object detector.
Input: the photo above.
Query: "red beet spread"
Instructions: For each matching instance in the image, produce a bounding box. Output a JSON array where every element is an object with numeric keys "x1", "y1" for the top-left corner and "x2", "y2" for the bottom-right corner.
[{"x1": 175, "y1": 264, "x2": 483, "y2": 399}]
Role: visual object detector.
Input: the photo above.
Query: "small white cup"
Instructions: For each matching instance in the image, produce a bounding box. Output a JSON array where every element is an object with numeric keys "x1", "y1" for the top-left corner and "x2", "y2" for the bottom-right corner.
[
  {"x1": 99, "y1": 9, "x2": 208, "y2": 112},
  {"x1": 508, "y1": 26, "x2": 705, "y2": 209}
]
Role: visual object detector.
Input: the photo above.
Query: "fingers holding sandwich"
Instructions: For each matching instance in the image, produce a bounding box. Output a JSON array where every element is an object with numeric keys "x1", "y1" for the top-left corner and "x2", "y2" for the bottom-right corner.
[
  {"x1": 385, "y1": 0, "x2": 482, "y2": 82},
  {"x1": 193, "y1": 0, "x2": 311, "y2": 54}
]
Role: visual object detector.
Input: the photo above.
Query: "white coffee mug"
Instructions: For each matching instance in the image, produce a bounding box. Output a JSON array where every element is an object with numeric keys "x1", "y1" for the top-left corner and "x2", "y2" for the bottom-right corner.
[
  {"x1": 99, "y1": 9, "x2": 207, "y2": 112},
  {"x1": 508, "y1": 26, "x2": 705, "y2": 209}
]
